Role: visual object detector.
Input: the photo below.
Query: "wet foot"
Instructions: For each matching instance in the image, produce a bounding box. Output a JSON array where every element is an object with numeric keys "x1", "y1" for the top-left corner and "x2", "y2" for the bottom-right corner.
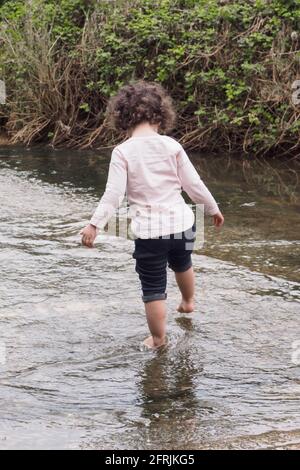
[
  {"x1": 143, "y1": 335, "x2": 166, "y2": 349},
  {"x1": 176, "y1": 299, "x2": 195, "y2": 314}
]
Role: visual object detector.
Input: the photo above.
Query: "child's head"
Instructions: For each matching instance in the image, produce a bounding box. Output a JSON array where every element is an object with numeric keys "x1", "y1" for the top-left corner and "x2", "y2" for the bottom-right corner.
[{"x1": 106, "y1": 80, "x2": 176, "y2": 135}]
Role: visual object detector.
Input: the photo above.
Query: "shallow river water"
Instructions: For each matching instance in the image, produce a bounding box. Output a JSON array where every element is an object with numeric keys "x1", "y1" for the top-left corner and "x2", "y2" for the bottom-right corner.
[{"x1": 0, "y1": 146, "x2": 299, "y2": 450}]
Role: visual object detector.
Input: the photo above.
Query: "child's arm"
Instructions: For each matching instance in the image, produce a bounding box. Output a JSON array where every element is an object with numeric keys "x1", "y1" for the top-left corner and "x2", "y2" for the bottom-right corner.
[
  {"x1": 177, "y1": 145, "x2": 224, "y2": 227},
  {"x1": 80, "y1": 148, "x2": 127, "y2": 247}
]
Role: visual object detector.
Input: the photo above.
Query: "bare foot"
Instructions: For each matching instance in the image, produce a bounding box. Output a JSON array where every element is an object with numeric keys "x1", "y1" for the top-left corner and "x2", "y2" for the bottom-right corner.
[
  {"x1": 143, "y1": 335, "x2": 166, "y2": 349},
  {"x1": 177, "y1": 298, "x2": 195, "y2": 314}
]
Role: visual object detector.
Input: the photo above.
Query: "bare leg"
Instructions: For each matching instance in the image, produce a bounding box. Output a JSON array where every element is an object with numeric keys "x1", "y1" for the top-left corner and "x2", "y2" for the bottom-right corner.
[
  {"x1": 175, "y1": 266, "x2": 195, "y2": 313},
  {"x1": 143, "y1": 300, "x2": 167, "y2": 348}
]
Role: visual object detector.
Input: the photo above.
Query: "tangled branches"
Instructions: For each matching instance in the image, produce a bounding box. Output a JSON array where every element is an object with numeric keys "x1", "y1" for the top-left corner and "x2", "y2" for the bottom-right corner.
[{"x1": 0, "y1": 0, "x2": 299, "y2": 157}]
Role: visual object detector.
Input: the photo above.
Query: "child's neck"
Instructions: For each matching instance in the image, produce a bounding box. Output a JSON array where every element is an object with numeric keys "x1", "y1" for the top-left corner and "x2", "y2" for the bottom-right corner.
[{"x1": 130, "y1": 122, "x2": 159, "y2": 138}]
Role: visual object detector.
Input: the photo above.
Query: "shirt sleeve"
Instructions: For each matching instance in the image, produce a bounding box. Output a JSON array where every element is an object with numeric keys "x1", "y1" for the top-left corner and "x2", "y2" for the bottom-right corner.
[
  {"x1": 89, "y1": 147, "x2": 127, "y2": 229},
  {"x1": 176, "y1": 144, "x2": 219, "y2": 216}
]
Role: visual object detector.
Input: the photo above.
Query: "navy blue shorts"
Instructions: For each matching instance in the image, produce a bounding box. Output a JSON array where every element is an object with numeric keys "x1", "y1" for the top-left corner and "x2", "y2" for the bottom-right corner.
[{"x1": 132, "y1": 224, "x2": 196, "y2": 303}]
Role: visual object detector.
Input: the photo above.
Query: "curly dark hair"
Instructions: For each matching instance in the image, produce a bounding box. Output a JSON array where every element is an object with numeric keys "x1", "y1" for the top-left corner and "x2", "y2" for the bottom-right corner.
[{"x1": 105, "y1": 80, "x2": 176, "y2": 134}]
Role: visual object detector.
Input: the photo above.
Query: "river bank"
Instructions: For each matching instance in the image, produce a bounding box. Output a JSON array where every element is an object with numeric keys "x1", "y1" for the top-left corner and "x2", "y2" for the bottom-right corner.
[
  {"x1": 0, "y1": 132, "x2": 9, "y2": 145},
  {"x1": 1, "y1": 0, "x2": 300, "y2": 156}
]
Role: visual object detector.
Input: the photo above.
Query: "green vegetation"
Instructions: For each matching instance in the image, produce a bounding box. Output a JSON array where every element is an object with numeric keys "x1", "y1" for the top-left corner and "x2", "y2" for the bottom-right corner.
[{"x1": 0, "y1": 0, "x2": 300, "y2": 157}]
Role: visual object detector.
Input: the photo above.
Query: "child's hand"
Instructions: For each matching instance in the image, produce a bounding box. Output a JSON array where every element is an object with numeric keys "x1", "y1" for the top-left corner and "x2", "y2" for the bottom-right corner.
[
  {"x1": 212, "y1": 211, "x2": 224, "y2": 228},
  {"x1": 80, "y1": 224, "x2": 98, "y2": 248}
]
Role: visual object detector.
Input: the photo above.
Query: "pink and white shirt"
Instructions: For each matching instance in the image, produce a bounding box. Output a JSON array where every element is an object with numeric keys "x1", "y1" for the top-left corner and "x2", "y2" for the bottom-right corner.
[{"x1": 89, "y1": 134, "x2": 219, "y2": 238}]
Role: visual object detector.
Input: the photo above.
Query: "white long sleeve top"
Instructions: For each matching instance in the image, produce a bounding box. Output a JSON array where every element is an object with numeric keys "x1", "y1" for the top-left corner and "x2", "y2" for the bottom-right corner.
[{"x1": 90, "y1": 133, "x2": 219, "y2": 238}]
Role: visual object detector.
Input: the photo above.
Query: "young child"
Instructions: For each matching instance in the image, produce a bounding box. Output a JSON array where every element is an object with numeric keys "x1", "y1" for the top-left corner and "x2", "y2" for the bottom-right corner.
[{"x1": 80, "y1": 80, "x2": 224, "y2": 349}]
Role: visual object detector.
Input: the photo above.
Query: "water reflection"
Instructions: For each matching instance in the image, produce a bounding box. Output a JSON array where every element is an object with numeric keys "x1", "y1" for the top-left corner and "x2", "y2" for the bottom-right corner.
[
  {"x1": 134, "y1": 319, "x2": 204, "y2": 449},
  {"x1": 140, "y1": 324, "x2": 199, "y2": 408}
]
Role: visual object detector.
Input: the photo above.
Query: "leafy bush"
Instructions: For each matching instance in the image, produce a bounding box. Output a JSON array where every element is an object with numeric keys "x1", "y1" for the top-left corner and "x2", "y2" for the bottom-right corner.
[{"x1": 0, "y1": 0, "x2": 300, "y2": 157}]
